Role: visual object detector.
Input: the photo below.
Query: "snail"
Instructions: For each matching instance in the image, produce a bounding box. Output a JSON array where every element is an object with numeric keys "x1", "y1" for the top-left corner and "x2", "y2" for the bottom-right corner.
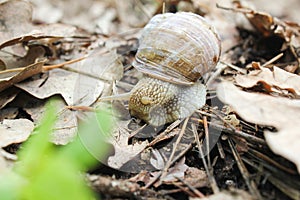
[{"x1": 128, "y1": 12, "x2": 221, "y2": 127}]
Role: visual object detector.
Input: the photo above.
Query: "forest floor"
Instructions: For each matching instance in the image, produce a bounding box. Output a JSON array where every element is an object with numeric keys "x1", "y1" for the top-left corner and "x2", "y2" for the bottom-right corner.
[{"x1": 0, "y1": 0, "x2": 300, "y2": 199}]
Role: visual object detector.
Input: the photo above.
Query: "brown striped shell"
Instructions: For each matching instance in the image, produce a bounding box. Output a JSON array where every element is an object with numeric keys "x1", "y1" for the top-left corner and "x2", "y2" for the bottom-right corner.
[
  {"x1": 129, "y1": 12, "x2": 221, "y2": 126},
  {"x1": 132, "y1": 12, "x2": 221, "y2": 85}
]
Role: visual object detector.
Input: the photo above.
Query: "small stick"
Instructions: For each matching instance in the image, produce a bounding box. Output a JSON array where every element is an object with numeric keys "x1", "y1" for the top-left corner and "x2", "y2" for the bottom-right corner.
[
  {"x1": 159, "y1": 118, "x2": 189, "y2": 183},
  {"x1": 143, "y1": 119, "x2": 191, "y2": 189},
  {"x1": 128, "y1": 124, "x2": 147, "y2": 139},
  {"x1": 216, "y1": 141, "x2": 225, "y2": 159},
  {"x1": 66, "y1": 105, "x2": 95, "y2": 112},
  {"x1": 216, "y1": 3, "x2": 254, "y2": 15},
  {"x1": 203, "y1": 116, "x2": 212, "y2": 170},
  {"x1": 192, "y1": 123, "x2": 219, "y2": 193},
  {"x1": 219, "y1": 61, "x2": 247, "y2": 74},
  {"x1": 228, "y1": 139, "x2": 262, "y2": 199},
  {"x1": 209, "y1": 109, "x2": 266, "y2": 145},
  {"x1": 261, "y1": 53, "x2": 284, "y2": 67},
  {"x1": 248, "y1": 148, "x2": 297, "y2": 175},
  {"x1": 162, "y1": 1, "x2": 166, "y2": 14},
  {"x1": 147, "y1": 119, "x2": 182, "y2": 147},
  {"x1": 43, "y1": 56, "x2": 87, "y2": 71},
  {"x1": 175, "y1": 176, "x2": 205, "y2": 198}
]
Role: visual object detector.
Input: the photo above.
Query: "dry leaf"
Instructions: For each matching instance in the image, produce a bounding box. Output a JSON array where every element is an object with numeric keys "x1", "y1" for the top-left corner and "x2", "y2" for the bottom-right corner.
[
  {"x1": 16, "y1": 68, "x2": 81, "y2": 106},
  {"x1": 217, "y1": 81, "x2": 300, "y2": 173},
  {"x1": 149, "y1": 149, "x2": 165, "y2": 170},
  {"x1": 23, "y1": 96, "x2": 77, "y2": 145},
  {"x1": 0, "y1": 108, "x2": 18, "y2": 121},
  {"x1": 0, "y1": 45, "x2": 46, "y2": 69},
  {"x1": 161, "y1": 157, "x2": 188, "y2": 183},
  {"x1": 16, "y1": 50, "x2": 123, "y2": 106},
  {"x1": 184, "y1": 167, "x2": 208, "y2": 188},
  {"x1": 235, "y1": 66, "x2": 300, "y2": 95},
  {"x1": 0, "y1": 119, "x2": 34, "y2": 148},
  {"x1": 0, "y1": 0, "x2": 80, "y2": 49},
  {"x1": 106, "y1": 120, "x2": 148, "y2": 170},
  {"x1": 0, "y1": 87, "x2": 19, "y2": 109},
  {"x1": 0, "y1": 61, "x2": 45, "y2": 93}
]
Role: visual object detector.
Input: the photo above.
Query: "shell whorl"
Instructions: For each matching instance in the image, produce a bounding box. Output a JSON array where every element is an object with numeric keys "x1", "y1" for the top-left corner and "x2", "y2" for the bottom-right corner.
[{"x1": 133, "y1": 12, "x2": 221, "y2": 85}]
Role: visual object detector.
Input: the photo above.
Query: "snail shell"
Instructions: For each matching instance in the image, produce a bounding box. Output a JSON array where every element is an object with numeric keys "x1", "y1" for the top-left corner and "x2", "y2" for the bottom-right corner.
[{"x1": 129, "y1": 12, "x2": 221, "y2": 126}]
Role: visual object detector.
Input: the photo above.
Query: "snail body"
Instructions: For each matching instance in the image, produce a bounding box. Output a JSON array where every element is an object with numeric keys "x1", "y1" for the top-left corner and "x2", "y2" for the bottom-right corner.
[{"x1": 129, "y1": 12, "x2": 221, "y2": 126}]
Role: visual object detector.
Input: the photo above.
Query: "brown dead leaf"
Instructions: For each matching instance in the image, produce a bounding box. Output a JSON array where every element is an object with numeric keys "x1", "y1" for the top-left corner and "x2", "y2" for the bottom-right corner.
[
  {"x1": 0, "y1": 87, "x2": 19, "y2": 109},
  {"x1": 16, "y1": 68, "x2": 81, "y2": 106},
  {"x1": 0, "y1": 118, "x2": 34, "y2": 148},
  {"x1": 0, "y1": 45, "x2": 46, "y2": 70},
  {"x1": 0, "y1": 108, "x2": 18, "y2": 121},
  {"x1": 160, "y1": 157, "x2": 188, "y2": 183},
  {"x1": 0, "y1": 0, "x2": 80, "y2": 49},
  {"x1": 16, "y1": 49, "x2": 123, "y2": 106},
  {"x1": 184, "y1": 167, "x2": 208, "y2": 188},
  {"x1": 22, "y1": 96, "x2": 77, "y2": 145},
  {"x1": 234, "y1": 2, "x2": 274, "y2": 37},
  {"x1": 0, "y1": 60, "x2": 45, "y2": 93},
  {"x1": 106, "y1": 120, "x2": 148, "y2": 170},
  {"x1": 233, "y1": 2, "x2": 300, "y2": 48},
  {"x1": 235, "y1": 66, "x2": 300, "y2": 96},
  {"x1": 217, "y1": 81, "x2": 300, "y2": 173}
]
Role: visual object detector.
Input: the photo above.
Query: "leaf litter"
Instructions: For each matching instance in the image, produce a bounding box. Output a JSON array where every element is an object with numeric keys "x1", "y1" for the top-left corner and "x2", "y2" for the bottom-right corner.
[{"x1": 1, "y1": 0, "x2": 300, "y2": 199}]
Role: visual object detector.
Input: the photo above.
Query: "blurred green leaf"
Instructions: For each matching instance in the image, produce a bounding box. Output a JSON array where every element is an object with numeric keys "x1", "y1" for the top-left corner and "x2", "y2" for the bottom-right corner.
[{"x1": 0, "y1": 98, "x2": 112, "y2": 200}]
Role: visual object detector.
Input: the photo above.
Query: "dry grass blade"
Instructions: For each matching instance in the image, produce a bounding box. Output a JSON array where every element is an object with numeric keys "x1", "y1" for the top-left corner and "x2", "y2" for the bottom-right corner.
[
  {"x1": 242, "y1": 157, "x2": 300, "y2": 200},
  {"x1": 210, "y1": 122, "x2": 266, "y2": 145},
  {"x1": 158, "y1": 118, "x2": 189, "y2": 185},
  {"x1": 228, "y1": 139, "x2": 262, "y2": 199},
  {"x1": 175, "y1": 176, "x2": 205, "y2": 198},
  {"x1": 248, "y1": 148, "x2": 297, "y2": 175},
  {"x1": 42, "y1": 56, "x2": 87, "y2": 71},
  {"x1": 147, "y1": 119, "x2": 182, "y2": 147},
  {"x1": 261, "y1": 53, "x2": 284, "y2": 67},
  {"x1": 192, "y1": 123, "x2": 219, "y2": 194}
]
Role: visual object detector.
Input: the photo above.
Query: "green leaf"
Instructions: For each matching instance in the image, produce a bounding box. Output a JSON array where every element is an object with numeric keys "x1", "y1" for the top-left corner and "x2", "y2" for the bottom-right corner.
[{"x1": 0, "y1": 98, "x2": 113, "y2": 200}]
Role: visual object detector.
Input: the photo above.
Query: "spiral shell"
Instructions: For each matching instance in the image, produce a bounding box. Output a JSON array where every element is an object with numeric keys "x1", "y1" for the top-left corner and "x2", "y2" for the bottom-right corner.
[
  {"x1": 129, "y1": 12, "x2": 221, "y2": 126},
  {"x1": 132, "y1": 12, "x2": 221, "y2": 85}
]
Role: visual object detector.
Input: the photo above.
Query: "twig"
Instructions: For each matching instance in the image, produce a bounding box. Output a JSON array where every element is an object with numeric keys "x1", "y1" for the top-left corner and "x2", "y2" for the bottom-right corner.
[
  {"x1": 216, "y1": 141, "x2": 225, "y2": 159},
  {"x1": 228, "y1": 139, "x2": 262, "y2": 199},
  {"x1": 242, "y1": 157, "x2": 300, "y2": 200},
  {"x1": 128, "y1": 124, "x2": 147, "y2": 139},
  {"x1": 216, "y1": 3, "x2": 254, "y2": 15},
  {"x1": 88, "y1": 174, "x2": 175, "y2": 200},
  {"x1": 203, "y1": 116, "x2": 212, "y2": 172},
  {"x1": 143, "y1": 171, "x2": 162, "y2": 189},
  {"x1": 173, "y1": 182, "x2": 197, "y2": 197},
  {"x1": 147, "y1": 120, "x2": 182, "y2": 147},
  {"x1": 66, "y1": 105, "x2": 95, "y2": 112},
  {"x1": 158, "y1": 118, "x2": 189, "y2": 184},
  {"x1": 175, "y1": 176, "x2": 205, "y2": 198},
  {"x1": 203, "y1": 109, "x2": 266, "y2": 145},
  {"x1": 206, "y1": 63, "x2": 226, "y2": 88},
  {"x1": 219, "y1": 61, "x2": 247, "y2": 74},
  {"x1": 261, "y1": 53, "x2": 284, "y2": 67},
  {"x1": 248, "y1": 148, "x2": 297, "y2": 175},
  {"x1": 42, "y1": 56, "x2": 87, "y2": 71},
  {"x1": 192, "y1": 123, "x2": 219, "y2": 194},
  {"x1": 162, "y1": 1, "x2": 166, "y2": 14}
]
